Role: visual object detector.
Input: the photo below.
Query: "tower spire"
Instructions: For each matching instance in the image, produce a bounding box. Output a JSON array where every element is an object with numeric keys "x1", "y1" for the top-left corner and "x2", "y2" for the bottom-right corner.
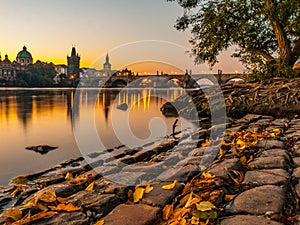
[{"x1": 106, "y1": 52, "x2": 109, "y2": 63}]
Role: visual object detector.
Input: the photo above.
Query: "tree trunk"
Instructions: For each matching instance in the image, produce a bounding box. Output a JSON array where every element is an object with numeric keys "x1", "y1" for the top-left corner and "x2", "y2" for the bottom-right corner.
[{"x1": 264, "y1": 0, "x2": 293, "y2": 66}]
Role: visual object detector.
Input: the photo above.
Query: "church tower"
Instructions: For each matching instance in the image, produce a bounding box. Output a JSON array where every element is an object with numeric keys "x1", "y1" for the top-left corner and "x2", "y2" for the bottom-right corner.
[
  {"x1": 67, "y1": 47, "x2": 80, "y2": 79},
  {"x1": 103, "y1": 52, "x2": 111, "y2": 72}
]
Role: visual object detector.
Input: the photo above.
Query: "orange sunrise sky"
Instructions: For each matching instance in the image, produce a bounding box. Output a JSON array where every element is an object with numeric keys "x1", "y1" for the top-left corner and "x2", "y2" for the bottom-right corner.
[{"x1": 0, "y1": 0, "x2": 245, "y2": 74}]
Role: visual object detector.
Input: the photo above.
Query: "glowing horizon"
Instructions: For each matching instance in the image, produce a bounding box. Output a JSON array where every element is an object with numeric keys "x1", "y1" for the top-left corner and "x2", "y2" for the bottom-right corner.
[{"x1": 0, "y1": 0, "x2": 245, "y2": 74}]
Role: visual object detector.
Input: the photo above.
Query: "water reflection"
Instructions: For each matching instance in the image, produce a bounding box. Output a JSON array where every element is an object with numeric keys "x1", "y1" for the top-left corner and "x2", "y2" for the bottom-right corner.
[{"x1": 0, "y1": 88, "x2": 187, "y2": 185}]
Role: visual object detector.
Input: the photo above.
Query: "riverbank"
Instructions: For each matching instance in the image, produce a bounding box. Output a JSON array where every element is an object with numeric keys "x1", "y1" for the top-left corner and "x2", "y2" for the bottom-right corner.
[{"x1": 1, "y1": 113, "x2": 300, "y2": 224}]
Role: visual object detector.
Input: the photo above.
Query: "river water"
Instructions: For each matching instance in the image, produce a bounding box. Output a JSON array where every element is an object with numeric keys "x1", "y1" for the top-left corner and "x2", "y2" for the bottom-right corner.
[{"x1": 0, "y1": 88, "x2": 196, "y2": 185}]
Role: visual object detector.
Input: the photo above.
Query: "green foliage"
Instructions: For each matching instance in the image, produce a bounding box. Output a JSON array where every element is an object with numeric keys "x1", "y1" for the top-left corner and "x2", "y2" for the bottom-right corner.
[
  {"x1": 168, "y1": 0, "x2": 300, "y2": 79},
  {"x1": 15, "y1": 61, "x2": 56, "y2": 87}
]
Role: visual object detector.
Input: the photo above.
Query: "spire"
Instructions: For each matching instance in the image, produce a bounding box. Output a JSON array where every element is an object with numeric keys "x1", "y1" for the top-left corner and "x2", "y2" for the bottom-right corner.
[
  {"x1": 106, "y1": 52, "x2": 109, "y2": 64},
  {"x1": 71, "y1": 47, "x2": 76, "y2": 56}
]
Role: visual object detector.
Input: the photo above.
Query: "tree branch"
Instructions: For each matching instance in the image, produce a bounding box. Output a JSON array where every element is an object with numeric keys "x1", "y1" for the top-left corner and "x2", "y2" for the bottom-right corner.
[
  {"x1": 292, "y1": 38, "x2": 300, "y2": 62},
  {"x1": 264, "y1": 0, "x2": 293, "y2": 64},
  {"x1": 247, "y1": 49, "x2": 274, "y2": 61}
]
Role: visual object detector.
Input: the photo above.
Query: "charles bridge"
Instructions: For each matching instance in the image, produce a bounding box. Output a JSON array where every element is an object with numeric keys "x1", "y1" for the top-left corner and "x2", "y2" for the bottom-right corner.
[{"x1": 79, "y1": 72, "x2": 248, "y2": 88}]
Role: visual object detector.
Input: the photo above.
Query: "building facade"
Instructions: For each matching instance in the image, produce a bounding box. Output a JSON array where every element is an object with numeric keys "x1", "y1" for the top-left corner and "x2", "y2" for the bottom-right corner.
[
  {"x1": 0, "y1": 55, "x2": 17, "y2": 81},
  {"x1": 0, "y1": 46, "x2": 33, "y2": 81},
  {"x1": 67, "y1": 47, "x2": 80, "y2": 79},
  {"x1": 16, "y1": 46, "x2": 33, "y2": 67}
]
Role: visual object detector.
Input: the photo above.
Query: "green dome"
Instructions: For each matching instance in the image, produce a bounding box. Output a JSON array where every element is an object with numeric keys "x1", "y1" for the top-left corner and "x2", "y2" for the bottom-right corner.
[{"x1": 17, "y1": 46, "x2": 32, "y2": 59}]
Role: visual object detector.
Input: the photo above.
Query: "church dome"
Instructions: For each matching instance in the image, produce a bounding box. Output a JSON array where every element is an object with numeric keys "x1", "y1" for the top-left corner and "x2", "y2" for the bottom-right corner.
[{"x1": 17, "y1": 46, "x2": 32, "y2": 59}]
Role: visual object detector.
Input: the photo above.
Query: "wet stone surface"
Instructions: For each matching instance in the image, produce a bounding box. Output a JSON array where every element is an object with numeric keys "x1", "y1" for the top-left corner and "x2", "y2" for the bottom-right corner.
[{"x1": 1, "y1": 114, "x2": 300, "y2": 224}]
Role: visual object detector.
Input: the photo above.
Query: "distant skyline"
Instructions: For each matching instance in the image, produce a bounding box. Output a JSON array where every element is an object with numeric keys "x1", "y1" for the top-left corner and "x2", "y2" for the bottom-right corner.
[{"x1": 0, "y1": 0, "x2": 245, "y2": 74}]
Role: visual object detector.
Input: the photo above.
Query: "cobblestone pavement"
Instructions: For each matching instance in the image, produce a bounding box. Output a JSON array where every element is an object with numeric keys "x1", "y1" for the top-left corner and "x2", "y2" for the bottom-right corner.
[{"x1": 1, "y1": 114, "x2": 300, "y2": 224}]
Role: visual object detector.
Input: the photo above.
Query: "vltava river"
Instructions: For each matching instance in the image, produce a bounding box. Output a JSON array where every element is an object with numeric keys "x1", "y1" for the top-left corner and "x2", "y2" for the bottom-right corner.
[{"x1": 0, "y1": 88, "x2": 195, "y2": 185}]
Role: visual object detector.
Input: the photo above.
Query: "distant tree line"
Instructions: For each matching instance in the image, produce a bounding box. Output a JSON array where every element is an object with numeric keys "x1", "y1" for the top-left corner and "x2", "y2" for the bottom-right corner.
[{"x1": 14, "y1": 61, "x2": 56, "y2": 87}]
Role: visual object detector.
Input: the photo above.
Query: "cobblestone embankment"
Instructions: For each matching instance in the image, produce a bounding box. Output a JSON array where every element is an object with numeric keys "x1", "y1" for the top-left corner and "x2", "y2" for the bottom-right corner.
[{"x1": 1, "y1": 114, "x2": 300, "y2": 224}]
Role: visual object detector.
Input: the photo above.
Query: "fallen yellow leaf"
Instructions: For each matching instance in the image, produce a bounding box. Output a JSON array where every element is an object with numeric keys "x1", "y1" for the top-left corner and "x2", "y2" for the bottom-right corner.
[
  {"x1": 162, "y1": 180, "x2": 177, "y2": 190},
  {"x1": 12, "y1": 211, "x2": 58, "y2": 225},
  {"x1": 69, "y1": 177, "x2": 87, "y2": 184},
  {"x1": 10, "y1": 176, "x2": 28, "y2": 185},
  {"x1": 34, "y1": 190, "x2": 56, "y2": 204},
  {"x1": 94, "y1": 219, "x2": 105, "y2": 225},
  {"x1": 57, "y1": 197, "x2": 68, "y2": 203},
  {"x1": 133, "y1": 187, "x2": 145, "y2": 203},
  {"x1": 7, "y1": 208, "x2": 22, "y2": 222},
  {"x1": 65, "y1": 172, "x2": 73, "y2": 180},
  {"x1": 23, "y1": 201, "x2": 36, "y2": 208},
  {"x1": 240, "y1": 156, "x2": 247, "y2": 165},
  {"x1": 144, "y1": 185, "x2": 153, "y2": 194},
  {"x1": 196, "y1": 201, "x2": 216, "y2": 212},
  {"x1": 225, "y1": 194, "x2": 237, "y2": 201},
  {"x1": 36, "y1": 203, "x2": 48, "y2": 211},
  {"x1": 201, "y1": 139, "x2": 209, "y2": 147},
  {"x1": 202, "y1": 172, "x2": 215, "y2": 179},
  {"x1": 85, "y1": 181, "x2": 95, "y2": 191},
  {"x1": 162, "y1": 204, "x2": 173, "y2": 220},
  {"x1": 48, "y1": 203, "x2": 80, "y2": 212}
]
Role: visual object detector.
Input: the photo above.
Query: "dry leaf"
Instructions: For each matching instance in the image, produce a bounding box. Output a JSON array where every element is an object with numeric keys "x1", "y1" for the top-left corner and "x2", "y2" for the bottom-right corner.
[
  {"x1": 225, "y1": 194, "x2": 237, "y2": 201},
  {"x1": 162, "y1": 180, "x2": 177, "y2": 190},
  {"x1": 162, "y1": 204, "x2": 173, "y2": 220},
  {"x1": 179, "y1": 217, "x2": 187, "y2": 225},
  {"x1": 69, "y1": 177, "x2": 87, "y2": 184},
  {"x1": 48, "y1": 203, "x2": 80, "y2": 212},
  {"x1": 34, "y1": 190, "x2": 56, "y2": 204},
  {"x1": 94, "y1": 219, "x2": 105, "y2": 225},
  {"x1": 7, "y1": 208, "x2": 22, "y2": 222},
  {"x1": 57, "y1": 197, "x2": 68, "y2": 203},
  {"x1": 85, "y1": 181, "x2": 95, "y2": 191},
  {"x1": 23, "y1": 201, "x2": 36, "y2": 208},
  {"x1": 240, "y1": 156, "x2": 247, "y2": 165},
  {"x1": 196, "y1": 201, "x2": 216, "y2": 212},
  {"x1": 10, "y1": 176, "x2": 28, "y2": 185},
  {"x1": 201, "y1": 172, "x2": 215, "y2": 179},
  {"x1": 144, "y1": 185, "x2": 153, "y2": 194},
  {"x1": 65, "y1": 172, "x2": 73, "y2": 180},
  {"x1": 201, "y1": 139, "x2": 209, "y2": 147},
  {"x1": 12, "y1": 211, "x2": 58, "y2": 225},
  {"x1": 133, "y1": 187, "x2": 145, "y2": 203}
]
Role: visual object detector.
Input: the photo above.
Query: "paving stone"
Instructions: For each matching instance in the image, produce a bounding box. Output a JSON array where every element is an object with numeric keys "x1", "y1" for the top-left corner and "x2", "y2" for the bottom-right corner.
[
  {"x1": 235, "y1": 114, "x2": 262, "y2": 124},
  {"x1": 220, "y1": 215, "x2": 284, "y2": 225},
  {"x1": 294, "y1": 157, "x2": 300, "y2": 167},
  {"x1": 142, "y1": 182, "x2": 184, "y2": 207},
  {"x1": 248, "y1": 156, "x2": 290, "y2": 170},
  {"x1": 243, "y1": 169, "x2": 289, "y2": 187},
  {"x1": 225, "y1": 126, "x2": 246, "y2": 133},
  {"x1": 106, "y1": 171, "x2": 146, "y2": 186},
  {"x1": 260, "y1": 149, "x2": 291, "y2": 162},
  {"x1": 32, "y1": 212, "x2": 89, "y2": 225},
  {"x1": 257, "y1": 140, "x2": 284, "y2": 150},
  {"x1": 293, "y1": 167, "x2": 300, "y2": 179},
  {"x1": 232, "y1": 185, "x2": 286, "y2": 215},
  {"x1": 251, "y1": 118, "x2": 272, "y2": 127},
  {"x1": 157, "y1": 165, "x2": 200, "y2": 182},
  {"x1": 272, "y1": 119, "x2": 289, "y2": 127},
  {"x1": 102, "y1": 204, "x2": 160, "y2": 225},
  {"x1": 68, "y1": 191, "x2": 122, "y2": 216},
  {"x1": 208, "y1": 158, "x2": 243, "y2": 181}
]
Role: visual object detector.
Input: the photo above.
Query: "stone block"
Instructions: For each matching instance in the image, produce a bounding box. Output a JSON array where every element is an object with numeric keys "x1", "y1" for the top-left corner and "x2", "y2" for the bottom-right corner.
[
  {"x1": 232, "y1": 185, "x2": 286, "y2": 215},
  {"x1": 221, "y1": 215, "x2": 284, "y2": 225},
  {"x1": 242, "y1": 169, "x2": 289, "y2": 187},
  {"x1": 102, "y1": 204, "x2": 160, "y2": 225}
]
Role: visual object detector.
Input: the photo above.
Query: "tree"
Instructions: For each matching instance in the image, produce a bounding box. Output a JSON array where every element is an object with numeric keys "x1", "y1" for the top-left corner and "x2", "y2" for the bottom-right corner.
[
  {"x1": 168, "y1": 0, "x2": 300, "y2": 78},
  {"x1": 15, "y1": 61, "x2": 56, "y2": 87}
]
